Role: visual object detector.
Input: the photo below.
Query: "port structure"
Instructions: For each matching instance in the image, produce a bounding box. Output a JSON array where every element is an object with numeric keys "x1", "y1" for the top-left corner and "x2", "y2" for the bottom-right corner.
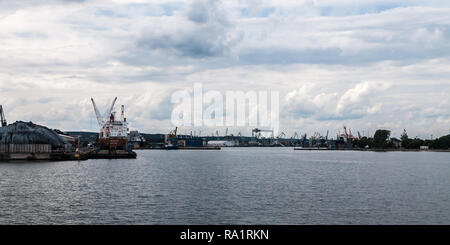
[
  {"x1": 0, "y1": 105, "x2": 6, "y2": 127},
  {"x1": 165, "y1": 127, "x2": 178, "y2": 148},
  {"x1": 252, "y1": 128, "x2": 274, "y2": 139},
  {"x1": 130, "y1": 124, "x2": 376, "y2": 149}
]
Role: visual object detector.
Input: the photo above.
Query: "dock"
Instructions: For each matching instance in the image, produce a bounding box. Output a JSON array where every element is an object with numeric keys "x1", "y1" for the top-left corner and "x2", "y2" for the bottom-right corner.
[
  {"x1": 294, "y1": 147, "x2": 373, "y2": 151},
  {"x1": 87, "y1": 149, "x2": 137, "y2": 159},
  {"x1": 135, "y1": 146, "x2": 221, "y2": 150}
]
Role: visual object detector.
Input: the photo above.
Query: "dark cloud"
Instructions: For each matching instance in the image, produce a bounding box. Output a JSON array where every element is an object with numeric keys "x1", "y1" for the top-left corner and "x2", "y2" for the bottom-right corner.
[
  {"x1": 136, "y1": 0, "x2": 243, "y2": 59},
  {"x1": 131, "y1": 4, "x2": 450, "y2": 68},
  {"x1": 238, "y1": 41, "x2": 450, "y2": 66},
  {"x1": 239, "y1": 48, "x2": 343, "y2": 65},
  {"x1": 186, "y1": 0, "x2": 224, "y2": 24}
]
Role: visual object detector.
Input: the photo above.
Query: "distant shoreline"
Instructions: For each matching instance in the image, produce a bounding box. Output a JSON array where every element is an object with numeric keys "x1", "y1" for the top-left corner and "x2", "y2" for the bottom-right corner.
[{"x1": 294, "y1": 148, "x2": 450, "y2": 152}]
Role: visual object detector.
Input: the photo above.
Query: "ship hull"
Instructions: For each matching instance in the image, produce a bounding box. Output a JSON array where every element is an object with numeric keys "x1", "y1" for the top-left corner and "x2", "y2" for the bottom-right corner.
[{"x1": 98, "y1": 137, "x2": 128, "y2": 150}]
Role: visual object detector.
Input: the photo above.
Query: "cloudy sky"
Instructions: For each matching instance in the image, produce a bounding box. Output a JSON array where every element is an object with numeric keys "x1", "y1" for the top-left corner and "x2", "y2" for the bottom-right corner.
[{"x1": 1, "y1": 0, "x2": 450, "y2": 138}]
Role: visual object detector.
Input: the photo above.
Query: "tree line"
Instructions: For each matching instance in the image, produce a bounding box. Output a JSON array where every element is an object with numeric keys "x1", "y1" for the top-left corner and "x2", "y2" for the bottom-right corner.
[{"x1": 354, "y1": 129, "x2": 450, "y2": 150}]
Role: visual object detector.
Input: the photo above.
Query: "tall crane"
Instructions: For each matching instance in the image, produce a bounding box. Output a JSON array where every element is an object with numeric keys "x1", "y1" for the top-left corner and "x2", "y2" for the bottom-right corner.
[
  {"x1": 168, "y1": 127, "x2": 178, "y2": 138},
  {"x1": 0, "y1": 105, "x2": 7, "y2": 127},
  {"x1": 343, "y1": 126, "x2": 349, "y2": 139}
]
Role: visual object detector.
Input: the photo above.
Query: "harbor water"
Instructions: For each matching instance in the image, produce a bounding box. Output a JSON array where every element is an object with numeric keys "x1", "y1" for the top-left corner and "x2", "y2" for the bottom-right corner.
[{"x1": 1, "y1": 148, "x2": 450, "y2": 224}]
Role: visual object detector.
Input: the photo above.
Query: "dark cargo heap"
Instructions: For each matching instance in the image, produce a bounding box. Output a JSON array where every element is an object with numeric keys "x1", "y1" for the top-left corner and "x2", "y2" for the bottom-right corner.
[{"x1": 0, "y1": 121, "x2": 70, "y2": 150}]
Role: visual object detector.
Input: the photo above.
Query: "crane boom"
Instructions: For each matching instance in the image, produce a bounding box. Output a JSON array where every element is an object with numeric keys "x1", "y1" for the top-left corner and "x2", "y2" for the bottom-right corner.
[
  {"x1": 168, "y1": 127, "x2": 178, "y2": 138},
  {"x1": 91, "y1": 98, "x2": 104, "y2": 127},
  {"x1": 91, "y1": 97, "x2": 117, "y2": 128},
  {"x1": 277, "y1": 132, "x2": 286, "y2": 138},
  {"x1": 343, "y1": 126, "x2": 348, "y2": 137},
  {"x1": 0, "y1": 105, "x2": 7, "y2": 127},
  {"x1": 104, "y1": 97, "x2": 117, "y2": 123}
]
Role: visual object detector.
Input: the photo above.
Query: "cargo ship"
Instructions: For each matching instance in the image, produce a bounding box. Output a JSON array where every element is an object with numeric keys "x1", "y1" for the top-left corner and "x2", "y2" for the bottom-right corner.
[{"x1": 90, "y1": 97, "x2": 136, "y2": 158}]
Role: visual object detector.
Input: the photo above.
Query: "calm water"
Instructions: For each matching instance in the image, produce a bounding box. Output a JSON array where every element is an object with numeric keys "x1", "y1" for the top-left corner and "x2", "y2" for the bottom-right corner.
[{"x1": 1, "y1": 148, "x2": 450, "y2": 224}]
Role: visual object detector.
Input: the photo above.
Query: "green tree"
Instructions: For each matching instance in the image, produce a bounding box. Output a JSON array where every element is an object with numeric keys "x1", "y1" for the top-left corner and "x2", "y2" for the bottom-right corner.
[
  {"x1": 400, "y1": 129, "x2": 409, "y2": 148},
  {"x1": 373, "y1": 129, "x2": 391, "y2": 149},
  {"x1": 356, "y1": 137, "x2": 374, "y2": 149},
  {"x1": 408, "y1": 137, "x2": 424, "y2": 149},
  {"x1": 432, "y1": 134, "x2": 450, "y2": 149}
]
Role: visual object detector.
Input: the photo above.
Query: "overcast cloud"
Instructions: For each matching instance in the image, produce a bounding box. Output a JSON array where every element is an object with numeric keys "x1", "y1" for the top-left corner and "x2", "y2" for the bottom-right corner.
[{"x1": 1, "y1": 0, "x2": 450, "y2": 138}]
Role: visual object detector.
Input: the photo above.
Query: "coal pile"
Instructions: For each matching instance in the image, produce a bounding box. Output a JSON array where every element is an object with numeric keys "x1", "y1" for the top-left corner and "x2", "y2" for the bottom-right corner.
[{"x1": 0, "y1": 121, "x2": 69, "y2": 148}]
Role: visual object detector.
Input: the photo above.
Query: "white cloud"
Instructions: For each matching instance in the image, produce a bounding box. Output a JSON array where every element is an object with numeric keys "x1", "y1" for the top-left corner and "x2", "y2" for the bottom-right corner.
[
  {"x1": 367, "y1": 103, "x2": 382, "y2": 114},
  {"x1": 336, "y1": 81, "x2": 390, "y2": 115},
  {"x1": 283, "y1": 81, "x2": 390, "y2": 123}
]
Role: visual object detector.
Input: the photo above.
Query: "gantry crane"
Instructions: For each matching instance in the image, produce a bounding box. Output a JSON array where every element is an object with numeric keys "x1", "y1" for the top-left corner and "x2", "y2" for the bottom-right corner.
[{"x1": 252, "y1": 128, "x2": 274, "y2": 138}]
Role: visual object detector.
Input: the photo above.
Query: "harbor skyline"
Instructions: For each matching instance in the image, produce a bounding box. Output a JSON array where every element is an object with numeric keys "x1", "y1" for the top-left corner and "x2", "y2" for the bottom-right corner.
[{"x1": 1, "y1": 0, "x2": 450, "y2": 139}]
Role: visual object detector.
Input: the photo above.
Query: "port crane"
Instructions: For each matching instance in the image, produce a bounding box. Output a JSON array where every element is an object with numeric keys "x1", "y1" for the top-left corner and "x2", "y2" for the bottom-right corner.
[
  {"x1": 0, "y1": 105, "x2": 6, "y2": 127},
  {"x1": 168, "y1": 127, "x2": 178, "y2": 138},
  {"x1": 349, "y1": 128, "x2": 354, "y2": 139},
  {"x1": 277, "y1": 132, "x2": 286, "y2": 139},
  {"x1": 91, "y1": 97, "x2": 117, "y2": 129},
  {"x1": 343, "y1": 126, "x2": 358, "y2": 140},
  {"x1": 343, "y1": 126, "x2": 349, "y2": 139},
  {"x1": 252, "y1": 128, "x2": 274, "y2": 138}
]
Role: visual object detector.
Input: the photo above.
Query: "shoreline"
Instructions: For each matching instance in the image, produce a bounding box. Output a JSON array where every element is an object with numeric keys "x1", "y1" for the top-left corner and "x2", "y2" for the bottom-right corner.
[{"x1": 294, "y1": 147, "x2": 450, "y2": 152}]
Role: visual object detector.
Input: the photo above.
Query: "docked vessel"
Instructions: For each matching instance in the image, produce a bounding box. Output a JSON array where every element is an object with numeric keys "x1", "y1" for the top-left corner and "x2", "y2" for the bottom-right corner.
[{"x1": 90, "y1": 97, "x2": 136, "y2": 158}]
